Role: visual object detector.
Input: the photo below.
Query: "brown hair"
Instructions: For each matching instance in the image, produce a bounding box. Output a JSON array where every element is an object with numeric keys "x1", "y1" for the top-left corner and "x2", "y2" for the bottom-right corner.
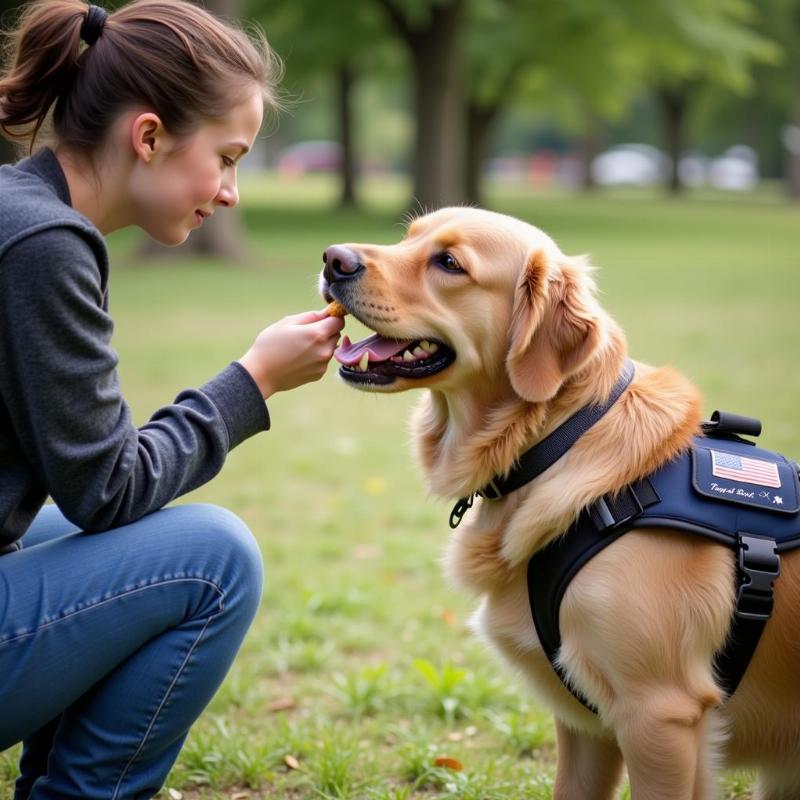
[{"x1": 0, "y1": 0, "x2": 282, "y2": 156}]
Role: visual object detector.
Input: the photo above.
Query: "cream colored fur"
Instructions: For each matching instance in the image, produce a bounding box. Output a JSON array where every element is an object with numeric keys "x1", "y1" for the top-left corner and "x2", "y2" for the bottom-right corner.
[{"x1": 325, "y1": 207, "x2": 800, "y2": 799}]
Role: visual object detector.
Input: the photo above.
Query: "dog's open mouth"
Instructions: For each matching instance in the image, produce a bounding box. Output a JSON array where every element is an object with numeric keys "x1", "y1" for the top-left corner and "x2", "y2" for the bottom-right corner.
[{"x1": 334, "y1": 333, "x2": 456, "y2": 385}]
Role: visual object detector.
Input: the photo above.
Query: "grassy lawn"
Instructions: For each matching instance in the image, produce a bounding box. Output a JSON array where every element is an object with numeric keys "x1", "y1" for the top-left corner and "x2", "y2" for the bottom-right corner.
[{"x1": 1, "y1": 175, "x2": 798, "y2": 798}]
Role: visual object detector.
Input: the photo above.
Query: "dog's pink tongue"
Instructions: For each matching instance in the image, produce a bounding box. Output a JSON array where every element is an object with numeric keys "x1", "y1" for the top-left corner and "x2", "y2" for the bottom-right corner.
[{"x1": 335, "y1": 334, "x2": 412, "y2": 366}]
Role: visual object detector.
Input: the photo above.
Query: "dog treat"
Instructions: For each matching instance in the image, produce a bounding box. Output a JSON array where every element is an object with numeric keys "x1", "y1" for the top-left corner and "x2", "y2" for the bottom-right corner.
[{"x1": 325, "y1": 300, "x2": 347, "y2": 317}]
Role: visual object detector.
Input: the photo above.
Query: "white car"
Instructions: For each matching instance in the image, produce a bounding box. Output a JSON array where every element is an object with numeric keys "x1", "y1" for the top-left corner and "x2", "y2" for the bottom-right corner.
[
  {"x1": 708, "y1": 145, "x2": 759, "y2": 191},
  {"x1": 591, "y1": 144, "x2": 668, "y2": 186}
]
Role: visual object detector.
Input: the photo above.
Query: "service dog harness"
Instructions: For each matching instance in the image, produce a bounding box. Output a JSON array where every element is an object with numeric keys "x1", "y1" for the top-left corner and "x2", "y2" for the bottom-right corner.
[{"x1": 449, "y1": 361, "x2": 800, "y2": 712}]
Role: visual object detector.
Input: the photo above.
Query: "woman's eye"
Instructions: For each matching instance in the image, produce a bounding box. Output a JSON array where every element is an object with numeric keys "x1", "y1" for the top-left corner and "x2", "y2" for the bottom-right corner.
[
  {"x1": 222, "y1": 156, "x2": 236, "y2": 168},
  {"x1": 433, "y1": 252, "x2": 464, "y2": 273}
]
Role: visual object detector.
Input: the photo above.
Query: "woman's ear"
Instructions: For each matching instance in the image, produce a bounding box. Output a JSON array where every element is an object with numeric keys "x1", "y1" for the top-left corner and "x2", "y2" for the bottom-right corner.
[
  {"x1": 129, "y1": 112, "x2": 167, "y2": 163},
  {"x1": 506, "y1": 250, "x2": 602, "y2": 403}
]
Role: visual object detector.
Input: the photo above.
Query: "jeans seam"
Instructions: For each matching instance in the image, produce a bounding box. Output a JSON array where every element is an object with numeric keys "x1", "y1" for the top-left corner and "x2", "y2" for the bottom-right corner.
[
  {"x1": 110, "y1": 599, "x2": 226, "y2": 800},
  {"x1": 0, "y1": 578, "x2": 224, "y2": 647}
]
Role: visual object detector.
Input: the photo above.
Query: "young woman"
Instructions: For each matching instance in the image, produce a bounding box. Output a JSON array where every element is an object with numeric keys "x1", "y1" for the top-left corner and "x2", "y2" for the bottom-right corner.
[{"x1": 0, "y1": 2, "x2": 344, "y2": 797}]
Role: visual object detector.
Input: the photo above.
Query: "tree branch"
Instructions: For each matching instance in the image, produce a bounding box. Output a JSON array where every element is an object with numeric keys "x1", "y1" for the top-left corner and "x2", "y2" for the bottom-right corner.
[{"x1": 372, "y1": 0, "x2": 413, "y2": 44}]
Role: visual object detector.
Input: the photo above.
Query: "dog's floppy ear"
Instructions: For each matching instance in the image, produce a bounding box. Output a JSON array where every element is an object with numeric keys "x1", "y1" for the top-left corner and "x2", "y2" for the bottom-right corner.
[{"x1": 506, "y1": 249, "x2": 602, "y2": 403}]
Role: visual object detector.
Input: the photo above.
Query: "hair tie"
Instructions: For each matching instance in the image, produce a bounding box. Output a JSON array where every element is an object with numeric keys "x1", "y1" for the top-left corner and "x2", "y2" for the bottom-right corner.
[{"x1": 80, "y1": 5, "x2": 107, "y2": 46}]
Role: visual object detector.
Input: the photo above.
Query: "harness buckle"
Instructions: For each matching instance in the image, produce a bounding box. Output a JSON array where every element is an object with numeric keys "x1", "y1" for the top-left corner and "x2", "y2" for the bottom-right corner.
[
  {"x1": 589, "y1": 485, "x2": 644, "y2": 532},
  {"x1": 449, "y1": 494, "x2": 475, "y2": 529},
  {"x1": 735, "y1": 534, "x2": 780, "y2": 621}
]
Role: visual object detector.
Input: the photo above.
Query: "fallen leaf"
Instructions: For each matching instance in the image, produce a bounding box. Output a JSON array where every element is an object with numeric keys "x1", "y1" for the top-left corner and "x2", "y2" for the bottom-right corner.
[
  {"x1": 268, "y1": 697, "x2": 296, "y2": 712},
  {"x1": 464, "y1": 725, "x2": 478, "y2": 737},
  {"x1": 167, "y1": 790, "x2": 183, "y2": 800},
  {"x1": 284, "y1": 754, "x2": 301, "y2": 770},
  {"x1": 434, "y1": 756, "x2": 463, "y2": 771},
  {"x1": 231, "y1": 793, "x2": 251, "y2": 799},
  {"x1": 440, "y1": 608, "x2": 456, "y2": 626},
  {"x1": 446, "y1": 731, "x2": 463, "y2": 742}
]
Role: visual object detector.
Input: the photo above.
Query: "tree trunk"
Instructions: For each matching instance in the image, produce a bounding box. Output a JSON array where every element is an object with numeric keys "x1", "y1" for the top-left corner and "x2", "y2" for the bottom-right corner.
[
  {"x1": 787, "y1": 88, "x2": 800, "y2": 201},
  {"x1": 658, "y1": 86, "x2": 689, "y2": 194},
  {"x1": 146, "y1": 0, "x2": 247, "y2": 262},
  {"x1": 465, "y1": 102, "x2": 498, "y2": 207},
  {"x1": 375, "y1": 0, "x2": 466, "y2": 210},
  {"x1": 409, "y1": 1, "x2": 466, "y2": 210},
  {"x1": 337, "y1": 63, "x2": 358, "y2": 209},
  {"x1": 577, "y1": 111, "x2": 604, "y2": 191}
]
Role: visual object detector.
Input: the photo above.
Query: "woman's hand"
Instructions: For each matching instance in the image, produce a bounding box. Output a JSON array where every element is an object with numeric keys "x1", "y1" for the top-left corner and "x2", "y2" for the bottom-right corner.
[{"x1": 238, "y1": 309, "x2": 345, "y2": 399}]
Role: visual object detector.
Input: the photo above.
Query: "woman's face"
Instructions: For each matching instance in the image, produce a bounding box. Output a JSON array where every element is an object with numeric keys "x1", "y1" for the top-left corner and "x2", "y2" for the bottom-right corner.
[{"x1": 132, "y1": 89, "x2": 264, "y2": 246}]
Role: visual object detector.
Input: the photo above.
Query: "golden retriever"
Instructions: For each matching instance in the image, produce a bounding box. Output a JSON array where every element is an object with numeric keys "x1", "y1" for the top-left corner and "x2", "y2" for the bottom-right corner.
[{"x1": 319, "y1": 207, "x2": 800, "y2": 799}]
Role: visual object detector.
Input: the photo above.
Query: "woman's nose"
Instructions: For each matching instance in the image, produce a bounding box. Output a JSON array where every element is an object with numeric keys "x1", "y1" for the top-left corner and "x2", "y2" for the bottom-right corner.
[{"x1": 216, "y1": 181, "x2": 239, "y2": 208}]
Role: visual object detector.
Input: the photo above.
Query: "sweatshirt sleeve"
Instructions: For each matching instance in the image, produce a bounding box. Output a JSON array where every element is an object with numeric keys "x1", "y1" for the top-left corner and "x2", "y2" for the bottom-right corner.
[{"x1": 0, "y1": 227, "x2": 270, "y2": 532}]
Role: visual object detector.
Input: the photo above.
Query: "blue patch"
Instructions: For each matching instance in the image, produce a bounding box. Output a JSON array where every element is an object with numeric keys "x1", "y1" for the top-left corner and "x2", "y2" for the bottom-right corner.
[{"x1": 692, "y1": 441, "x2": 800, "y2": 514}]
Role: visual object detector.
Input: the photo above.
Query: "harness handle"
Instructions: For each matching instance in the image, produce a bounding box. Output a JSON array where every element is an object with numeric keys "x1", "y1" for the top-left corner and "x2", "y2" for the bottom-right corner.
[{"x1": 702, "y1": 410, "x2": 762, "y2": 440}]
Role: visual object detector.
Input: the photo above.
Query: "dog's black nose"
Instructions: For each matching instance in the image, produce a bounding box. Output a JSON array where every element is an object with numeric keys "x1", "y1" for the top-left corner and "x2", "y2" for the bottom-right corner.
[{"x1": 322, "y1": 245, "x2": 365, "y2": 283}]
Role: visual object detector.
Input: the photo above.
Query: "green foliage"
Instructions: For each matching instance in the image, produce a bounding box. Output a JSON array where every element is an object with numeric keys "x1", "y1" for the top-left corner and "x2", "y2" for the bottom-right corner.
[
  {"x1": 413, "y1": 659, "x2": 469, "y2": 722},
  {"x1": 328, "y1": 664, "x2": 397, "y2": 716},
  {"x1": 246, "y1": 0, "x2": 788, "y2": 156},
  {"x1": 0, "y1": 747, "x2": 20, "y2": 785},
  {"x1": 486, "y1": 708, "x2": 555, "y2": 758},
  {"x1": 302, "y1": 731, "x2": 363, "y2": 798}
]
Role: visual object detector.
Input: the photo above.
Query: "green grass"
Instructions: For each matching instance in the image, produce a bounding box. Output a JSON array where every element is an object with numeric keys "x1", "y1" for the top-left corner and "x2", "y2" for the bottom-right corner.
[{"x1": 2, "y1": 174, "x2": 798, "y2": 798}]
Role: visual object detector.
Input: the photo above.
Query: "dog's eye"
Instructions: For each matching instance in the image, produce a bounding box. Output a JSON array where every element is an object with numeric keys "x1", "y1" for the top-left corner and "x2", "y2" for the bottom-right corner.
[{"x1": 433, "y1": 252, "x2": 464, "y2": 273}]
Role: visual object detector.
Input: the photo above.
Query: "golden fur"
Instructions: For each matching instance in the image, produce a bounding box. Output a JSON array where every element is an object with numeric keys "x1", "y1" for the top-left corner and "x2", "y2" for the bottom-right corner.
[{"x1": 324, "y1": 207, "x2": 800, "y2": 799}]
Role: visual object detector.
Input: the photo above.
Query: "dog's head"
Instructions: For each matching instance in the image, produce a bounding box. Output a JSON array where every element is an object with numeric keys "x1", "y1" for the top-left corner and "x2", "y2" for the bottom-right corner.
[{"x1": 320, "y1": 207, "x2": 607, "y2": 403}]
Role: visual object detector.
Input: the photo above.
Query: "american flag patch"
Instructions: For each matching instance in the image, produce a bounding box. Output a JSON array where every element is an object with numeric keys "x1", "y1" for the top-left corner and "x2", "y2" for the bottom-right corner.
[{"x1": 711, "y1": 450, "x2": 781, "y2": 488}]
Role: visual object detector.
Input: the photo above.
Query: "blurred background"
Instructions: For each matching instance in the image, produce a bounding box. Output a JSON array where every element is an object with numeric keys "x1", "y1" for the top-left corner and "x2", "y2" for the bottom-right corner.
[
  {"x1": 239, "y1": 0, "x2": 800, "y2": 211},
  {"x1": 2, "y1": 0, "x2": 798, "y2": 259}
]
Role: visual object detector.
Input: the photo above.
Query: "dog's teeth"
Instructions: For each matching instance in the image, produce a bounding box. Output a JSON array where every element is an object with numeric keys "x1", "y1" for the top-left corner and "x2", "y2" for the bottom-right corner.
[
  {"x1": 420, "y1": 340, "x2": 431, "y2": 351},
  {"x1": 428, "y1": 342, "x2": 439, "y2": 353},
  {"x1": 413, "y1": 347, "x2": 427, "y2": 359},
  {"x1": 403, "y1": 350, "x2": 415, "y2": 362},
  {"x1": 359, "y1": 352, "x2": 369, "y2": 372}
]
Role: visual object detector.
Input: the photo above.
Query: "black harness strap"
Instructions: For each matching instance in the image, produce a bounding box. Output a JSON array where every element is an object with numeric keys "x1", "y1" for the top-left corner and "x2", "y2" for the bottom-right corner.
[
  {"x1": 526, "y1": 477, "x2": 662, "y2": 712},
  {"x1": 450, "y1": 360, "x2": 636, "y2": 528},
  {"x1": 717, "y1": 533, "x2": 780, "y2": 697},
  {"x1": 528, "y1": 478, "x2": 781, "y2": 713}
]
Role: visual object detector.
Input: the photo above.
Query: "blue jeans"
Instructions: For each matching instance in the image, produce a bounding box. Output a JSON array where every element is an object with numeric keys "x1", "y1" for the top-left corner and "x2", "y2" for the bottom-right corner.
[{"x1": 0, "y1": 503, "x2": 263, "y2": 799}]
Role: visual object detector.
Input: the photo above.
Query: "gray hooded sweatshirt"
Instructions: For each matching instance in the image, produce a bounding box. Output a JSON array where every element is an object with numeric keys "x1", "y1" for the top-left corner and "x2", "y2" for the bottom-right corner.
[{"x1": 0, "y1": 148, "x2": 270, "y2": 554}]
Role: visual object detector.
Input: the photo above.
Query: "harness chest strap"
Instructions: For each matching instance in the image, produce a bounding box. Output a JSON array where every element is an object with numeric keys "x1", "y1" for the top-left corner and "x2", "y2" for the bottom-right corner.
[
  {"x1": 527, "y1": 476, "x2": 783, "y2": 712},
  {"x1": 450, "y1": 360, "x2": 637, "y2": 529},
  {"x1": 527, "y1": 430, "x2": 800, "y2": 713}
]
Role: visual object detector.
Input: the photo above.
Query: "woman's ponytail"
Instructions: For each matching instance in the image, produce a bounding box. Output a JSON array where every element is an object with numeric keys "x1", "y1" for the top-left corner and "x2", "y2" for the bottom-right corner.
[
  {"x1": 1, "y1": 0, "x2": 280, "y2": 157},
  {"x1": 0, "y1": 1, "x2": 88, "y2": 146}
]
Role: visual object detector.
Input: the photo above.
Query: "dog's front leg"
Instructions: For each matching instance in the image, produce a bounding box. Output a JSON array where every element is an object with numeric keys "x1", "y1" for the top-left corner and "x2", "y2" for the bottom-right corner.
[
  {"x1": 615, "y1": 691, "x2": 715, "y2": 800},
  {"x1": 552, "y1": 719, "x2": 623, "y2": 800}
]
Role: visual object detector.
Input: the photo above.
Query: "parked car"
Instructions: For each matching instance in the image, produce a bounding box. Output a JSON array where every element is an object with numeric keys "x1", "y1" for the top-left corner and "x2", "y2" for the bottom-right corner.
[
  {"x1": 276, "y1": 140, "x2": 342, "y2": 176},
  {"x1": 708, "y1": 145, "x2": 758, "y2": 191},
  {"x1": 591, "y1": 144, "x2": 669, "y2": 186}
]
